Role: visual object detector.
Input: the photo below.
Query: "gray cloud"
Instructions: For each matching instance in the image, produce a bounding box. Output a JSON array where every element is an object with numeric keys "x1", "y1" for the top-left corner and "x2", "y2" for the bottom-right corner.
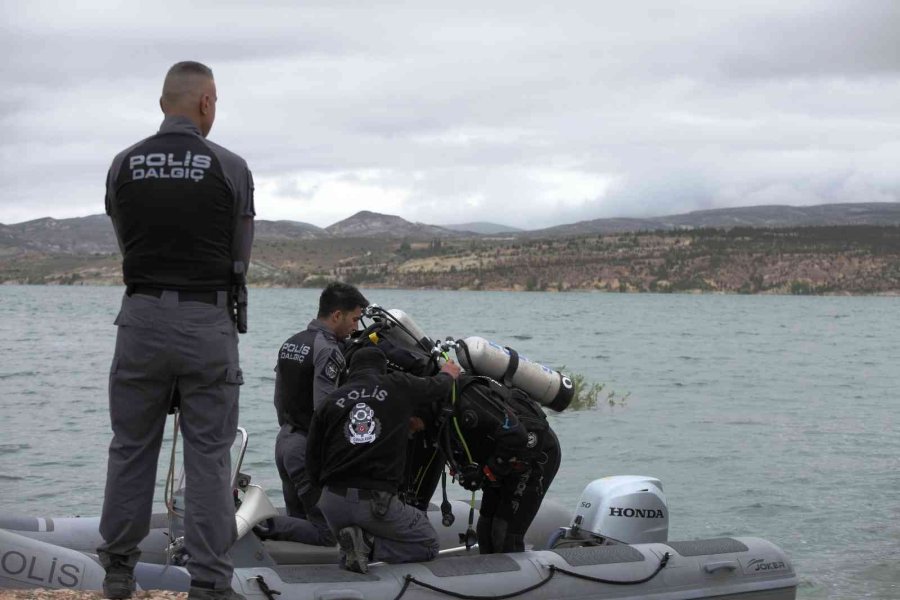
[{"x1": 2, "y1": 0, "x2": 899, "y2": 228}]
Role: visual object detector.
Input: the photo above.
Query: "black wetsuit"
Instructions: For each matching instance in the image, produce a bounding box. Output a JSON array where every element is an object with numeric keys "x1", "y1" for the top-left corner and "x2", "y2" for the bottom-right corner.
[{"x1": 448, "y1": 376, "x2": 561, "y2": 554}]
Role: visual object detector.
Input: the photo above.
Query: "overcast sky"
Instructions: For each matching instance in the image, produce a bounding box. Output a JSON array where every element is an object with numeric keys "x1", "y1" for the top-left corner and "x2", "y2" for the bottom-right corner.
[{"x1": 2, "y1": 1, "x2": 899, "y2": 229}]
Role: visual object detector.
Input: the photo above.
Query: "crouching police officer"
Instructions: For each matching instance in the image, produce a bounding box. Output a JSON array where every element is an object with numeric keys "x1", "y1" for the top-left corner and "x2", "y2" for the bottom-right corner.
[
  {"x1": 446, "y1": 376, "x2": 561, "y2": 554},
  {"x1": 306, "y1": 347, "x2": 461, "y2": 573},
  {"x1": 98, "y1": 61, "x2": 254, "y2": 600},
  {"x1": 269, "y1": 283, "x2": 368, "y2": 546}
]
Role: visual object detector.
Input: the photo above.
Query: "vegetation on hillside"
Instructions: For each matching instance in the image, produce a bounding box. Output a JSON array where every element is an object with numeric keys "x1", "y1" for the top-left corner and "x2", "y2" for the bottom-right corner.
[{"x1": 2, "y1": 225, "x2": 899, "y2": 295}]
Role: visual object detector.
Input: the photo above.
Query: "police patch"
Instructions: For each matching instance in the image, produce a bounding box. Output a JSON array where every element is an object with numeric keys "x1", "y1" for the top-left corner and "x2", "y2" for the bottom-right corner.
[
  {"x1": 345, "y1": 402, "x2": 380, "y2": 445},
  {"x1": 324, "y1": 360, "x2": 339, "y2": 381}
]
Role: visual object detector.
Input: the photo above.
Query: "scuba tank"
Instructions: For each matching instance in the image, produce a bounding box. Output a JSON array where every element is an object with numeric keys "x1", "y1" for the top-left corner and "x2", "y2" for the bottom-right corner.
[
  {"x1": 380, "y1": 308, "x2": 434, "y2": 354},
  {"x1": 455, "y1": 336, "x2": 573, "y2": 412},
  {"x1": 350, "y1": 307, "x2": 435, "y2": 377}
]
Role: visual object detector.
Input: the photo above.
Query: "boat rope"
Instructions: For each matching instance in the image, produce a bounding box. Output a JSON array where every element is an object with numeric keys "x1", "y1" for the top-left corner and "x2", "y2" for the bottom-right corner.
[
  {"x1": 163, "y1": 408, "x2": 180, "y2": 516},
  {"x1": 390, "y1": 552, "x2": 670, "y2": 600},
  {"x1": 391, "y1": 569, "x2": 556, "y2": 600},
  {"x1": 248, "y1": 575, "x2": 281, "y2": 600},
  {"x1": 163, "y1": 407, "x2": 181, "y2": 566},
  {"x1": 549, "y1": 551, "x2": 671, "y2": 585}
]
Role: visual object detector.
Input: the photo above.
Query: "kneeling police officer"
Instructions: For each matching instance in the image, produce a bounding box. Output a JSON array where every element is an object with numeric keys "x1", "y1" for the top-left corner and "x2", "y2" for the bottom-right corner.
[{"x1": 306, "y1": 347, "x2": 461, "y2": 573}]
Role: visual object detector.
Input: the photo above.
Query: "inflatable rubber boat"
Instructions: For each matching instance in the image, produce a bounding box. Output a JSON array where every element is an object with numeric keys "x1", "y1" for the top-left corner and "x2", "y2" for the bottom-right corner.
[
  {"x1": 1, "y1": 309, "x2": 798, "y2": 598},
  {"x1": 1, "y1": 453, "x2": 797, "y2": 599}
]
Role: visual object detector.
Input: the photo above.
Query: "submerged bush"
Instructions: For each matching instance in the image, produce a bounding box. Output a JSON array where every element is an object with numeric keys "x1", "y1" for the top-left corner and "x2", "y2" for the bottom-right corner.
[{"x1": 560, "y1": 367, "x2": 630, "y2": 411}]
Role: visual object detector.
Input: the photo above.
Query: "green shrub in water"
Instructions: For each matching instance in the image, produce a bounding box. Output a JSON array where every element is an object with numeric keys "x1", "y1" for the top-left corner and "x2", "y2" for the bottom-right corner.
[{"x1": 560, "y1": 367, "x2": 630, "y2": 411}]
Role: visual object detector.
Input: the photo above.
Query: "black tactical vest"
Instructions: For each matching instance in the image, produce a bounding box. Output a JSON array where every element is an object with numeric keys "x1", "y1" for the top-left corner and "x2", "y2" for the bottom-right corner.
[
  {"x1": 274, "y1": 328, "x2": 319, "y2": 432},
  {"x1": 112, "y1": 132, "x2": 234, "y2": 290}
]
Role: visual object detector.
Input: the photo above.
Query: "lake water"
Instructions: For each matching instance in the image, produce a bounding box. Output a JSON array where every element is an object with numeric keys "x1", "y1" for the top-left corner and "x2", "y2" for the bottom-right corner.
[{"x1": 0, "y1": 285, "x2": 898, "y2": 598}]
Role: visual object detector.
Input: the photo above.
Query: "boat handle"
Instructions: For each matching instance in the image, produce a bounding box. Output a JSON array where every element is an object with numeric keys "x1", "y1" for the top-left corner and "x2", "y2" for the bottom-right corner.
[
  {"x1": 704, "y1": 560, "x2": 739, "y2": 573},
  {"x1": 316, "y1": 590, "x2": 366, "y2": 600}
]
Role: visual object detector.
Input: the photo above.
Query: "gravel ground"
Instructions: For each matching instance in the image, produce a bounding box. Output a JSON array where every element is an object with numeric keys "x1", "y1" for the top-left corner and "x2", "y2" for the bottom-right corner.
[{"x1": 0, "y1": 592, "x2": 186, "y2": 600}]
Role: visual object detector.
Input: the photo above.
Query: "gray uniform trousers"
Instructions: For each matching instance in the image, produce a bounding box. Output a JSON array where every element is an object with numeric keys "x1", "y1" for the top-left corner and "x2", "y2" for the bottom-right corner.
[
  {"x1": 98, "y1": 291, "x2": 241, "y2": 588},
  {"x1": 272, "y1": 425, "x2": 335, "y2": 545},
  {"x1": 318, "y1": 487, "x2": 439, "y2": 564}
]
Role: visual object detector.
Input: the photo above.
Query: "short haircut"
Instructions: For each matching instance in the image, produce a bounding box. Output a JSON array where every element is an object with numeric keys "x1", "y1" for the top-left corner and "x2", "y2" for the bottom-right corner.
[
  {"x1": 167, "y1": 61, "x2": 213, "y2": 80},
  {"x1": 161, "y1": 61, "x2": 214, "y2": 106},
  {"x1": 318, "y1": 282, "x2": 369, "y2": 318}
]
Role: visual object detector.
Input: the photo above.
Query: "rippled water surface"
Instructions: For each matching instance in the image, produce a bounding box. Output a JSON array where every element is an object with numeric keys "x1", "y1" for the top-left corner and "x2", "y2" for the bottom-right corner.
[{"x1": 1, "y1": 286, "x2": 898, "y2": 598}]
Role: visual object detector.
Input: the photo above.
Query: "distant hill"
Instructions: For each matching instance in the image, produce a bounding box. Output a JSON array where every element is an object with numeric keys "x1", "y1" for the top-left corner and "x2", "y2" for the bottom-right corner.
[
  {"x1": 325, "y1": 210, "x2": 462, "y2": 239},
  {"x1": 0, "y1": 215, "x2": 119, "y2": 254},
  {"x1": 530, "y1": 202, "x2": 900, "y2": 237},
  {"x1": 256, "y1": 220, "x2": 326, "y2": 240},
  {"x1": 3, "y1": 205, "x2": 900, "y2": 294},
  {"x1": 3, "y1": 203, "x2": 899, "y2": 257},
  {"x1": 442, "y1": 222, "x2": 524, "y2": 235},
  {"x1": 0, "y1": 223, "x2": 17, "y2": 248}
]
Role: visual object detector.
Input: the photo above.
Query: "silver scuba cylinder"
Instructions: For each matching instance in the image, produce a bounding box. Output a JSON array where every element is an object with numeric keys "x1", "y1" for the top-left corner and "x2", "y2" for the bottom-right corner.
[
  {"x1": 370, "y1": 308, "x2": 434, "y2": 354},
  {"x1": 367, "y1": 306, "x2": 434, "y2": 357},
  {"x1": 455, "y1": 336, "x2": 573, "y2": 412}
]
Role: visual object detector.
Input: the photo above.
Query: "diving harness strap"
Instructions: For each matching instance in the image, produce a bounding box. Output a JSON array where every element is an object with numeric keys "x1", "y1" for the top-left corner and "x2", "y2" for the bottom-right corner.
[{"x1": 436, "y1": 378, "x2": 478, "y2": 550}]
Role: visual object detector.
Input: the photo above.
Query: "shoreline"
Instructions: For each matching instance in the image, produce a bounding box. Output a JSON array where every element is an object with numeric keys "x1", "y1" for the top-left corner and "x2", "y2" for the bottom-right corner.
[{"x1": 1, "y1": 281, "x2": 898, "y2": 297}]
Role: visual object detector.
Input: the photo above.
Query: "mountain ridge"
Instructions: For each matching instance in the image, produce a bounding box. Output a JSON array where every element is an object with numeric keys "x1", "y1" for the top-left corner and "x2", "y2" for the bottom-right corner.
[
  {"x1": 325, "y1": 210, "x2": 463, "y2": 239},
  {"x1": 2, "y1": 202, "x2": 898, "y2": 258},
  {"x1": 527, "y1": 202, "x2": 900, "y2": 236}
]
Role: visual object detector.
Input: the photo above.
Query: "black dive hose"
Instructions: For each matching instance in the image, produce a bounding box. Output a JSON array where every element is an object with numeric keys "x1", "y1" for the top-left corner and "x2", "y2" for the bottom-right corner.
[
  {"x1": 440, "y1": 469, "x2": 455, "y2": 527},
  {"x1": 436, "y1": 399, "x2": 477, "y2": 548}
]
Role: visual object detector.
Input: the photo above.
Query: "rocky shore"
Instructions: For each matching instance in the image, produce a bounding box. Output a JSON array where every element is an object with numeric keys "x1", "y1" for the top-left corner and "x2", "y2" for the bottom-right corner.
[{"x1": 0, "y1": 592, "x2": 184, "y2": 600}]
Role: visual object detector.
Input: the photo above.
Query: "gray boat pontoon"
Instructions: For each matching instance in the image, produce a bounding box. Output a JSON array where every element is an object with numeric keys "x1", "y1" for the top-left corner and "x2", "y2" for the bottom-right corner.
[{"x1": 1, "y1": 427, "x2": 797, "y2": 599}]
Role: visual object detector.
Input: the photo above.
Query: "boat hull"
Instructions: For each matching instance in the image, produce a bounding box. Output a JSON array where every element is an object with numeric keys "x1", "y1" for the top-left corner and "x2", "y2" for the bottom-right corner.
[{"x1": 1, "y1": 525, "x2": 796, "y2": 599}]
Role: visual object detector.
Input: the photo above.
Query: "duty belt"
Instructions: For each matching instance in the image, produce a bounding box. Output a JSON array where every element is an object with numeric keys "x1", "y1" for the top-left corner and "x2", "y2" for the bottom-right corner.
[{"x1": 129, "y1": 286, "x2": 222, "y2": 305}]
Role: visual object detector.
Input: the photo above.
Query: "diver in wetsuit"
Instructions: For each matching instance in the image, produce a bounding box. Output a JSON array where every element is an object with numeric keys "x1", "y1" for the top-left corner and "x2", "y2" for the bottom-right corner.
[{"x1": 441, "y1": 375, "x2": 561, "y2": 554}]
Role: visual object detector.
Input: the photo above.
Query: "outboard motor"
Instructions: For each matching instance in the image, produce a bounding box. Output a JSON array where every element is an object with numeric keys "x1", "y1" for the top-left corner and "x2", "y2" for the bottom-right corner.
[
  {"x1": 550, "y1": 476, "x2": 668, "y2": 547},
  {"x1": 455, "y1": 336, "x2": 573, "y2": 412}
]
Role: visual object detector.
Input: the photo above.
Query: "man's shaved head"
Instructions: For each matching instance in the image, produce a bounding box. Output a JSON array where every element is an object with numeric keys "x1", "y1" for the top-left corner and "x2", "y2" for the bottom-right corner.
[
  {"x1": 160, "y1": 61, "x2": 217, "y2": 137},
  {"x1": 161, "y1": 61, "x2": 213, "y2": 107}
]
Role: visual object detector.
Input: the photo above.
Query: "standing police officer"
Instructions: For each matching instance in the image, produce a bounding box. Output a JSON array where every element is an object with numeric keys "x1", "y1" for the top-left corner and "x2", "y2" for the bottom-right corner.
[
  {"x1": 271, "y1": 283, "x2": 368, "y2": 545},
  {"x1": 98, "y1": 61, "x2": 254, "y2": 600}
]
